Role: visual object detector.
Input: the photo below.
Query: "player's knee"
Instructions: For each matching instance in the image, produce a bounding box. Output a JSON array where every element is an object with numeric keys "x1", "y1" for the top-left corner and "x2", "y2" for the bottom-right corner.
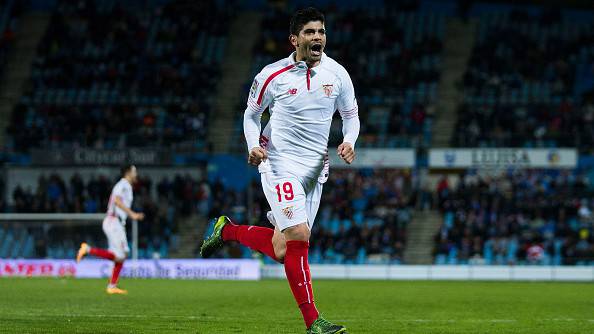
[
  {"x1": 283, "y1": 223, "x2": 310, "y2": 241},
  {"x1": 272, "y1": 230, "x2": 286, "y2": 263},
  {"x1": 273, "y1": 242, "x2": 286, "y2": 263}
]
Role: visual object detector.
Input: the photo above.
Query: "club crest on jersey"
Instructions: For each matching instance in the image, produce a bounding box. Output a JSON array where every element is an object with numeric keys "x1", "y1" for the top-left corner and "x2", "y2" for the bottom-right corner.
[
  {"x1": 281, "y1": 206, "x2": 294, "y2": 220},
  {"x1": 250, "y1": 79, "x2": 259, "y2": 98},
  {"x1": 322, "y1": 84, "x2": 333, "y2": 97}
]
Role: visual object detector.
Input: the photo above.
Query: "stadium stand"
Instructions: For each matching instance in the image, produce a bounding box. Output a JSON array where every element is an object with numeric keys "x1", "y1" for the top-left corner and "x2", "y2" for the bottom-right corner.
[
  {"x1": 6, "y1": 0, "x2": 231, "y2": 152},
  {"x1": 453, "y1": 10, "x2": 594, "y2": 152},
  {"x1": 434, "y1": 170, "x2": 594, "y2": 265}
]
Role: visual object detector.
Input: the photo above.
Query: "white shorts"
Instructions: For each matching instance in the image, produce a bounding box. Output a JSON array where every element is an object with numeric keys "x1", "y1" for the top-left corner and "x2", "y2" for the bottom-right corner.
[
  {"x1": 261, "y1": 171, "x2": 323, "y2": 231},
  {"x1": 102, "y1": 216, "x2": 129, "y2": 260}
]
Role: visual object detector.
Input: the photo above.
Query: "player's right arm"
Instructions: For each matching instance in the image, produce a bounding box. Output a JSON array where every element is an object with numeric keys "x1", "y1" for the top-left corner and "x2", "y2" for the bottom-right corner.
[
  {"x1": 243, "y1": 70, "x2": 274, "y2": 166},
  {"x1": 114, "y1": 197, "x2": 145, "y2": 221}
]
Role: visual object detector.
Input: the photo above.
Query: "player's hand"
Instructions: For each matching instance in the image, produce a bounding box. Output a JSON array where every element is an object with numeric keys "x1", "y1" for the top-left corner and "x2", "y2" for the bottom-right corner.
[
  {"x1": 131, "y1": 212, "x2": 145, "y2": 221},
  {"x1": 337, "y1": 142, "x2": 355, "y2": 164},
  {"x1": 248, "y1": 147, "x2": 267, "y2": 166}
]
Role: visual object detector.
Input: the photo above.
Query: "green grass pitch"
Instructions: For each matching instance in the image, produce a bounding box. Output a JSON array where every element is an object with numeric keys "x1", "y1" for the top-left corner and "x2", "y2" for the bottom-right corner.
[{"x1": 0, "y1": 278, "x2": 593, "y2": 333}]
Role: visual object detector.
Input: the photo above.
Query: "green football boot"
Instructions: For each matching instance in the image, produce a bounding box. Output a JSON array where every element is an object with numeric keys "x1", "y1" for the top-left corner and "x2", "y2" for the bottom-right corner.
[
  {"x1": 199, "y1": 216, "x2": 230, "y2": 258},
  {"x1": 306, "y1": 316, "x2": 347, "y2": 334}
]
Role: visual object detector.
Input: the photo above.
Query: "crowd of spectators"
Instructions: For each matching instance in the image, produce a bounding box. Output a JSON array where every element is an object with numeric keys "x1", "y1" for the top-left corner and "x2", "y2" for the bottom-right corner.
[
  {"x1": 232, "y1": 3, "x2": 442, "y2": 151},
  {"x1": 453, "y1": 93, "x2": 594, "y2": 149},
  {"x1": 434, "y1": 170, "x2": 594, "y2": 265},
  {"x1": 208, "y1": 169, "x2": 414, "y2": 264},
  {"x1": 9, "y1": 102, "x2": 208, "y2": 151},
  {"x1": 454, "y1": 10, "x2": 594, "y2": 152},
  {"x1": 7, "y1": 0, "x2": 230, "y2": 152}
]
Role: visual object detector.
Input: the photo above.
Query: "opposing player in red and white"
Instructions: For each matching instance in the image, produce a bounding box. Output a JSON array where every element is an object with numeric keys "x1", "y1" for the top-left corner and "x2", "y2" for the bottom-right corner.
[
  {"x1": 201, "y1": 7, "x2": 358, "y2": 334},
  {"x1": 76, "y1": 164, "x2": 145, "y2": 295}
]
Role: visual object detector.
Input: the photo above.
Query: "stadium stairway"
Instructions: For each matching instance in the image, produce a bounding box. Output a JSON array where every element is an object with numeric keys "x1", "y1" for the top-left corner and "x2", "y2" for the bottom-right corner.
[
  {"x1": 209, "y1": 11, "x2": 262, "y2": 152},
  {"x1": 403, "y1": 210, "x2": 442, "y2": 264},
  {"x1": 169, "y1": 214, "x2": 208, "y2": 258},
  {"x1": 432, "y1": 18, "x2": 477, "y2": 147},
  {"x1": 0, "y1": 12, "x2": 50, "y2": 146}
]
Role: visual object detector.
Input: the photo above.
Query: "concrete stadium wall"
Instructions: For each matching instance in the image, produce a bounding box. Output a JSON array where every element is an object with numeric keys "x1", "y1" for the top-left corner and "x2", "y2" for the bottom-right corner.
[{"x1": 262, "y1": 265, "x2": 594, "y2": 281}]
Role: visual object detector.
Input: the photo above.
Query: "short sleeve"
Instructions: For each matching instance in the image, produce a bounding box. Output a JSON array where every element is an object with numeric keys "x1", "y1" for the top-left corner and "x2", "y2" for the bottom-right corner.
[{"x1": 113, "y1": 183, "x2": 124, "y2": 197}]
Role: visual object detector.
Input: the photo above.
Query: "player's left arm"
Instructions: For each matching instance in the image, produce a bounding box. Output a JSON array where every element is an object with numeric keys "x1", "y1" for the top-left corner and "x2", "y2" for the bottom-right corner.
[
  {"x1": 114, "y1": 196, "x2": 145, "y2": 221},
  {"x1": 336, "y1": 69, "x2": 360, "y2": 164}
]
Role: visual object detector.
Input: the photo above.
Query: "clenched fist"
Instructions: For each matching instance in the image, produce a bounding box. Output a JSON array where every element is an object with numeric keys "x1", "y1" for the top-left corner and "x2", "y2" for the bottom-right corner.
[
  {"x1": 337, "y1": 142, "x2": 355, "y2": 164},
  {"x1": 248, "y1": 147, "x2": 268, "y2": 166}
]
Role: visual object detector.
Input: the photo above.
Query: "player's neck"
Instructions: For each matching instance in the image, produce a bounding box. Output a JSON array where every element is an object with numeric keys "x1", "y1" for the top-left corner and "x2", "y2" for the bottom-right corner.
[{"x1": 294, "y1": 52, "x2": 320, "y2": 68}]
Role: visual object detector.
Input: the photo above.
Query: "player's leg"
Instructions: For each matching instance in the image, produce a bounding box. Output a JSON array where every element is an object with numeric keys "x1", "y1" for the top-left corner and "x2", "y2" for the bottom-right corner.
[
  {"x1": 270, "y1": 179, "x2": 322, "y2": 263},
  {"x1": 282, "y1": 223, "x2": 318, "y2": 328},
  {"x1": 77, "y1": 218, "x2": 117, "y2": 262},
  {"x1": 303, "y1": 184, "x2": 347, "y2": 333},
  {"x1": 283, "y1": 182, "x2": 346, "y2": 333},
  {"x1": 255, "y1": 174, "x2": 319, "y2": 329},
  {"x1": 201, "y1": 215, "x2": 280, "y2": 262},
  {"x1": 221, "y1": 217, "x2": 280, "y2": 262},
  {"x1": 271, "y1": 227, "x2": 286, "y2": 262},
  {"x1": 200, "y1": 173, "x2": 289, "y2": 262},
  {"x1": 105, "y1": 221, "x2": 128, "y2": 295}
]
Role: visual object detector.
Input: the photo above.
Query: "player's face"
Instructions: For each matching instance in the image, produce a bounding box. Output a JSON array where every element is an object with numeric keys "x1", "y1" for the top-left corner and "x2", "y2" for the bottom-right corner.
[
  {"x1": 292, "y1": 21, "x2": 326, "y2": 64},
  {"x1": 128, "y1": 166, "x2": 138, "y2": 183}
]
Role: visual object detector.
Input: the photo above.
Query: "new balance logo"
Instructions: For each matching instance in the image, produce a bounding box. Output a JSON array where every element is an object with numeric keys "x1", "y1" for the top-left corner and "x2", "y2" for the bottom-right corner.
[{"x1": 287, "y1": 88, "x2": 297, "y2": 95}]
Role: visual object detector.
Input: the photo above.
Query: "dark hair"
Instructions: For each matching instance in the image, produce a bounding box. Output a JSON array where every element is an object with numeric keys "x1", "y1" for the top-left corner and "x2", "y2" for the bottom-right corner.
[
  {"x1": 290, "y1": 7, "x2": 325, "y2": 36},
  {"x1": 121, "y1": 164, "x2": 135, "y2": 177}
]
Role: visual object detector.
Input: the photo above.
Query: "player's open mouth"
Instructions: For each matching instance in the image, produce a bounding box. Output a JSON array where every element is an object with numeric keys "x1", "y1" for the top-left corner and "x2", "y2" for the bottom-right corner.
[{"x1": 311, "y1": 44, "x2": 322, "y2": 57}]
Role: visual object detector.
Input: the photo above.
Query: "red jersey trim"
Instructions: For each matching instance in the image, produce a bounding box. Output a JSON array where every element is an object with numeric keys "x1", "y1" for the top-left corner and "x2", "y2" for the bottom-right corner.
[{"x1": 257, "y1": 64, "x2": 295, "y2": 105}]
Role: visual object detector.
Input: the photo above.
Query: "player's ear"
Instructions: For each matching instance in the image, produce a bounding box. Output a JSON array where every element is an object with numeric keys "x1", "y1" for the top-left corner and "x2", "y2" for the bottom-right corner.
[{"x1": 289, "y1": 34, "x2": 298, "y2": 47}]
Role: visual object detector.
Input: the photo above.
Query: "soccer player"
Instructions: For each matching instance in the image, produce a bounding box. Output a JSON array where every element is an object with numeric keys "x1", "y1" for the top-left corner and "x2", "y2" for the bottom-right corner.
[
  {"x1": 76, "y1": 164, "x2": 145, "y2": 295},
  {"x1": 201, "y1": 7, "x2": 358, "y2": 334}
]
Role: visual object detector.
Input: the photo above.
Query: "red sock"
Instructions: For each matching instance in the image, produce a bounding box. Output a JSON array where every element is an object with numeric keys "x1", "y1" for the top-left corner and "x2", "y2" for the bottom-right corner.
[
  {"x1": 222, "y1": 223, "x2": 279, "y2": 263},
  {"x1": 89, "y1": 247, "x2": 115, "y2": 261},
  {"x1": 284, "y1": 240, "x2": 319, "y2": 328},
  {"x1": 110, "y1": 261, "x2": 124, "y2": 286}
]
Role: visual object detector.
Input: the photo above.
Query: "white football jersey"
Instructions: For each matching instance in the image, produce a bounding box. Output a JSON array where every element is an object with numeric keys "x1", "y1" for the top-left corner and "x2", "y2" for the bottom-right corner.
[
  {"x1": 245, "y1": 52, "x2": 358, "y2": 181},
  {"x1": 106, "y1": 178, "x2": 133, "y2": 224}
]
